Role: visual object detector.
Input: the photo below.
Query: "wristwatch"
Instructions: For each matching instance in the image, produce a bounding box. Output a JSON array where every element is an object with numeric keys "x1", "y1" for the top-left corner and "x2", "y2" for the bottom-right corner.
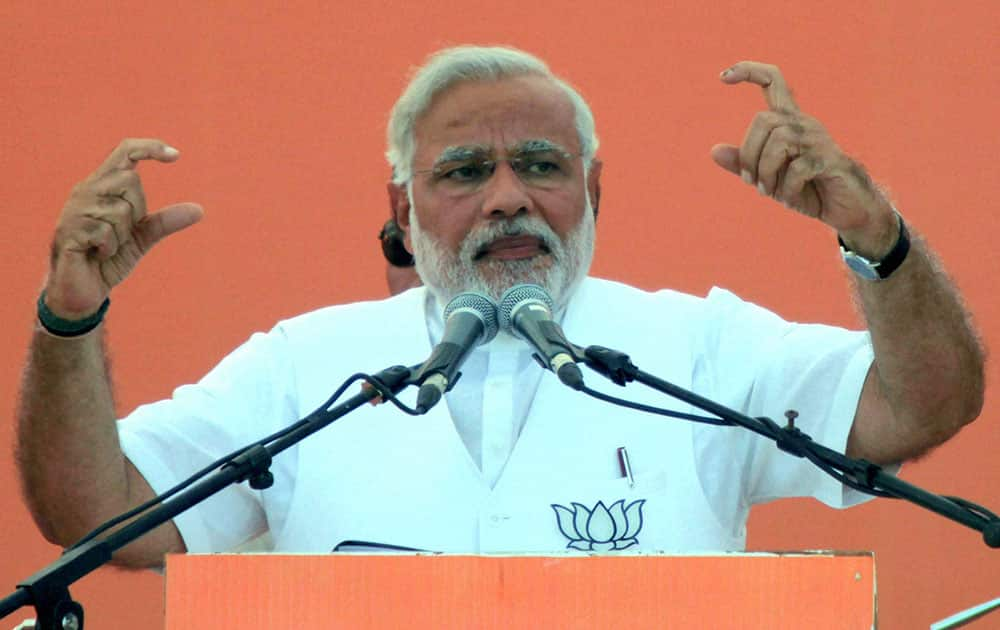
[{"x1": 839, "y1": 212, "x2": 910, "y2": 281}]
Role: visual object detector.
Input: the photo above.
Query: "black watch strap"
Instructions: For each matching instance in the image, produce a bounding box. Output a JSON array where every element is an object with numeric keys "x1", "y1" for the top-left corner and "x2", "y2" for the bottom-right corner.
[{"x1": 839, "y1": 212, "x2": 910, "y2": 281}]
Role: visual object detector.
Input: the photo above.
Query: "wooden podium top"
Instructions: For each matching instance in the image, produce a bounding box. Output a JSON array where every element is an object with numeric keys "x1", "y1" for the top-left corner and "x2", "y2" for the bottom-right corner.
[{"x1": 165, "y1": 552, "x2": 875, "y2": 629}]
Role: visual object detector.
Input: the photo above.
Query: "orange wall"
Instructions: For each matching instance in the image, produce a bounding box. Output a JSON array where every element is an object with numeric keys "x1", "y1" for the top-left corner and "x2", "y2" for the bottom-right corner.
[{"x1": 2, "y1": 2, "x2": 998, "y2": 628}]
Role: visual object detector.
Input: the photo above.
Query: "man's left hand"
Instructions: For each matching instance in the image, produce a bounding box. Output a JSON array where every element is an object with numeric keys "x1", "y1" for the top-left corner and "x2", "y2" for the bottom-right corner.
[{"x1": 710, "y1": 61, "x2": 897, "y2": 257}]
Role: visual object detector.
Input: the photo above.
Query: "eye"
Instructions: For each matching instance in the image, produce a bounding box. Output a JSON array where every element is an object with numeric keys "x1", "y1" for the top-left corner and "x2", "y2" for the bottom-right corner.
[
  {"x1": 439, "y1": 162, "x2": 488, "y2": 183},
  {"x1": 514, "y1": 151, "x2": 568, "y2": 178},
  {"x1": 524, "y1": 160, "x2": 560, "y2": 175}
]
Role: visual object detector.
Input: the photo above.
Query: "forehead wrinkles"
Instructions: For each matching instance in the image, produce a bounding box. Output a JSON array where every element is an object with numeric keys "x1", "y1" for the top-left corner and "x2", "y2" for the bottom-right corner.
[
  {"x1": 435, "y1": 115, "x2": 566, "y2": 153},
  {"x1": 441, "y1": 103, "x2": 520, "y2": 130}
]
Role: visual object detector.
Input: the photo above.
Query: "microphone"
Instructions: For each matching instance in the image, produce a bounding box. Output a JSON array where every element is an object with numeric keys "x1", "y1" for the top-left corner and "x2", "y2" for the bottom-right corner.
[
  {"x1": 414, "y1": 292, "x2": 499, "y2": 413},
  {"x1": 498, "y1": 284, "x2": 584, "y2": 389}
]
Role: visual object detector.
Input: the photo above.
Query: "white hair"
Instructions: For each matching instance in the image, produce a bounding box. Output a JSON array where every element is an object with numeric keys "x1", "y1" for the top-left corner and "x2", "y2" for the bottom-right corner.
[{"x1": 386, "y1": 45, "x2": 600, "y2": 184}]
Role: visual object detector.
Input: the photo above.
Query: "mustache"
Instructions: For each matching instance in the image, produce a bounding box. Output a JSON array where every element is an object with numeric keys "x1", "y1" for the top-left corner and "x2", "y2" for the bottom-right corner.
[{"x1": 464, "y1": 217, "x2": 558, "y2": 261}]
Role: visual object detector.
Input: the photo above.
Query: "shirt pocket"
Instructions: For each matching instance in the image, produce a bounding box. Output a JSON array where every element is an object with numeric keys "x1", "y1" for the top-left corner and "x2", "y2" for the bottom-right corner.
[
  {"x1": 484, "y1": 468, "x2": 669, "y2": 553},
  {"x1": 546, "y1": 468, "x2": 668, "y2": 551},
  {"x1": 488, "y1": 463, "x2": 739, "y2": 553}
]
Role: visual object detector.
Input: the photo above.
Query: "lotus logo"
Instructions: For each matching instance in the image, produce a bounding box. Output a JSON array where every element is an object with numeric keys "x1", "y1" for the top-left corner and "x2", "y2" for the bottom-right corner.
[{"x1": 551, "y1": 499, "x2": 646, "y2": 551}]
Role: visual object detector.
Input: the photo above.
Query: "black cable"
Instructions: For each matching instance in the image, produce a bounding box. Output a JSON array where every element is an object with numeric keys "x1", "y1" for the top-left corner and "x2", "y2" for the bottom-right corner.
[
  {"x1": 943, "y1": 496, "x2": 1000, "y2": 521},
  {"x1": 730, "y1": 412, "x2": 897, "y2": 498},
  {"x1": 578, "y1": 384, "x2": 733, "y2": 426},
  {"x1": 580, "y1": 382, "x2": 901, "y2": 500},
  {"x1": 73, "y1": 361, "x2": 982, "y2": 551},
  {"x1": 67, "y1": 371, "x2": 419, "y2": 551},
  {"x1": 752, "y1": 415, "x2": 897, "y2": 498},
  {"x1": 796, "y1": 441, "x2": 897, "y2": 499},
  {"x1": 361, "y1": 372, "x2": 422, "y2": 416}
]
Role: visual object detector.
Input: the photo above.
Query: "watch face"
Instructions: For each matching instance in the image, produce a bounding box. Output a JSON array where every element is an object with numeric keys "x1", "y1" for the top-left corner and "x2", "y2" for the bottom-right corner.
[
  {"x1": 838, "y1": 212, "x2": 908, "y2": 281},
  {"x1": 842, "y1": 250, "x2": 882, "y2": 281}
]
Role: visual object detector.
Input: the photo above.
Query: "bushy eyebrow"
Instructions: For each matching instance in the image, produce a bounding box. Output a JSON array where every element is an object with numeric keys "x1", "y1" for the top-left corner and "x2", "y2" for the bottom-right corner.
[
  {"x1": 433, "y1": 144, "x2": 491, "y2": 166},
  {"x1": 516, "y1": 138, "x2": 568, "y2": 154},
  {"x1": 432, "y1": 138, "x2": 569, "y2": 167}
]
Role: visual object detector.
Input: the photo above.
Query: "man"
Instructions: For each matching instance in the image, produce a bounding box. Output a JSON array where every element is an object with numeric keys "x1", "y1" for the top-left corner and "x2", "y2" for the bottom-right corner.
[{"x1": 16, "y1": 46, "x2": 983, "y2": 568}]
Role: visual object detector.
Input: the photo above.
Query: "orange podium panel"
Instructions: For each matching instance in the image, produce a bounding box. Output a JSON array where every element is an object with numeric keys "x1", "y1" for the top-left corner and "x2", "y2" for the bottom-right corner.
[{"x1": 165, "y1": 552, "x2": 875, "y2": 629}]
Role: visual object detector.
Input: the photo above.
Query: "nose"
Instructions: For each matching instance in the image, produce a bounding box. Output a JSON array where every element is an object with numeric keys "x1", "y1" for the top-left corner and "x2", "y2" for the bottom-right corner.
[{"x1": 480, "y1": 160, "x2": 534, "y2": 219}]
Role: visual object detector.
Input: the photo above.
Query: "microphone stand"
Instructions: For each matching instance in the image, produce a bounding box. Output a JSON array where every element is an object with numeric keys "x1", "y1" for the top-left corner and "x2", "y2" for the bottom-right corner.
[
  {"x1": 0, "y1": 364, "x2": 413, "y2": 630},
  {"x1": 576, "y1": 344, "x2": 1000, "y2": 548}
]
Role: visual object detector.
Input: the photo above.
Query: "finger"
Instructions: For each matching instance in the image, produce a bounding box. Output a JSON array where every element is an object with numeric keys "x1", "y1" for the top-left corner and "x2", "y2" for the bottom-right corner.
[
  {"x1": 776, "y1": 155, "x2": 823, "y2": 215},
  {"x1": 88, "y1": 214, "x2": 124, "y2": 256},
  {"x1": 92, "y1": 169, "x2": 146, "y2": 222},
  {"x1": 134, "y1": 203, "x2": 204, "y2": 251},
  {"x1": 64, "y1": 216, "x2": 121, "y2": 261},
  {"x1": 93, "y1": 138, "x2": 180, "y2": 179},
  {"x1": 738, "y1": 111, "x2": 785, "y2": 185},
  {"x1": 710, "y1": 144, "x2": 741, "y2": 175},
  {"x1": 92, "y1": 197, "x2": 139, "y2": 249},
  {"x1": 756, "y1": 124, "x2": 803, "y2": 197},
  {"x1": 720, "y1": 61, "x2": 798, "y2": 113}
]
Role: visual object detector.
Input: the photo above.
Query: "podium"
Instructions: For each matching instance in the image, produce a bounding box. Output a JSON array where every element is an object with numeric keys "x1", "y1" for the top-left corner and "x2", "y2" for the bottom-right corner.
[{"x1": 165, "y1": 552, "x2": 875, "y2": 629}]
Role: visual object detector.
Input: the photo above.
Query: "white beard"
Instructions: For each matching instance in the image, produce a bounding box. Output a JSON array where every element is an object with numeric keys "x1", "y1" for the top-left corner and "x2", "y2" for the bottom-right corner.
[{"x1": 409, "y1": 200, "x2": 596, "y2": 312}]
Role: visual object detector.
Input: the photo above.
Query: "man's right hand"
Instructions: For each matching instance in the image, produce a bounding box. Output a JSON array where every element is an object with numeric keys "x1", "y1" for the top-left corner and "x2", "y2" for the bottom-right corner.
[{"x1": 45, "y1": 138, "x2": 203, "y2": 319}]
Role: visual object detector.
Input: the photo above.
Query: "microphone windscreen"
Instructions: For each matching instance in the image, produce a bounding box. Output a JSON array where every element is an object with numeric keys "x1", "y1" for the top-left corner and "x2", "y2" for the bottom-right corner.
[
  {"x1": 498, "y1": 284, "x2": 554, "y2": 334},
  {"x1": 443, "y1": 292, "x2": 500, "y2": 344}
]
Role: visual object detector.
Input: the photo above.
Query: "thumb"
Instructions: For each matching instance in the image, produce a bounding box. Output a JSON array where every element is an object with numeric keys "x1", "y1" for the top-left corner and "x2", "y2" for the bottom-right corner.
[
  {"x1": 710, "y1": 143, "x2": 741, "y2": 176},
  {"x1": 136, "y1": 202, "x2": 204, "y2": 249}
]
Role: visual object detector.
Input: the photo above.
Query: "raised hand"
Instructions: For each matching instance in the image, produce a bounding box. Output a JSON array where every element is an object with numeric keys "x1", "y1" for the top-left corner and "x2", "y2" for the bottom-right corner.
[
  {"x1": 46, "y1": 138, "x2": 203, "y2": 318},
  {"x1": 710, "y1": 62, "x2": 897, "y2": 256}
]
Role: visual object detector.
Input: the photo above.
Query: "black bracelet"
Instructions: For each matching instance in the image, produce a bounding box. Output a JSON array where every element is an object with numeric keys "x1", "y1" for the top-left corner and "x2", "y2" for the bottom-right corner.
[{"x1": 37, "y1": 291, "x2": 110, "y2": 337}]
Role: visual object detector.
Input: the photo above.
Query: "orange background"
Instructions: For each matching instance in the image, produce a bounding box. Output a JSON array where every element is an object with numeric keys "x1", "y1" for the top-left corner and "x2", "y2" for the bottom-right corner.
[{"x1": 1, "y1": 2, "x2": 998, "y2": 628}]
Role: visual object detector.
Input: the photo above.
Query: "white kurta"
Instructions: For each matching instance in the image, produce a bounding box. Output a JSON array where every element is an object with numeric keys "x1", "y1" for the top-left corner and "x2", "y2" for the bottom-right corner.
[{"x1": 118, "y1": 277, "x2": 874, "y2": 554}]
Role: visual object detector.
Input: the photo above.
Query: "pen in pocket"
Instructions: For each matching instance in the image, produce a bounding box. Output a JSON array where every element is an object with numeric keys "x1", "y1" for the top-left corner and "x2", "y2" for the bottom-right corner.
[{"x1": 617, "y1": 446, "x2": 634, "y2": 489}]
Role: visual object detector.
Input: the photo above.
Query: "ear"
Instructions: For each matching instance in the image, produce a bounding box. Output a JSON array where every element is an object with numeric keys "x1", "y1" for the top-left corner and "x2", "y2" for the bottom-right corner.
[
  {"x1": 387, "y1": 181, "x2": 414, "y2": 254},
  {"x1": 586, "y1": 159, "x2": 603, "y2": 221}
]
